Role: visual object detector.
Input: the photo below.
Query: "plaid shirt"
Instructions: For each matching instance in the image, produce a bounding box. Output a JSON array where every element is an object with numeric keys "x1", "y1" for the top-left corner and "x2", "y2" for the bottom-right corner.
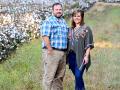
[{"x1": 41, "y1": 16, "x2": 69, "y2": 49}]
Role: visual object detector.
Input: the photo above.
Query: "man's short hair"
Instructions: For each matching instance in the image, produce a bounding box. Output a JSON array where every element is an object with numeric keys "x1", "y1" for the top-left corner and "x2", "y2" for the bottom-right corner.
[{"x1": 52, "y1": 3, "x2": 62, "y2": 10}]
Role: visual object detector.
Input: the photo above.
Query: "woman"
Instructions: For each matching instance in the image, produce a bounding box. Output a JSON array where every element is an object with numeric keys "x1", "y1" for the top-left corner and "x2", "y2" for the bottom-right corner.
[{"x1": 67, "y1": 10, "x2": 94, "y2": 90}]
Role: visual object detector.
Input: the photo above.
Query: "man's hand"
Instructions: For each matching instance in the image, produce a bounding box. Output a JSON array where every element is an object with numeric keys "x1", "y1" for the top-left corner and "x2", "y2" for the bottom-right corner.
[
  {"x1": 47, "y1": 47, "x2": 53, "y2": 55},
  {"x1": 42, "y1": 36, "x2": 53, "y2": 55}
]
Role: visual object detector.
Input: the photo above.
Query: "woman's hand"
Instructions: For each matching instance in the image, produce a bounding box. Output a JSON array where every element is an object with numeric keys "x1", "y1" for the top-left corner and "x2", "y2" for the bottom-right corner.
[
  {"x1": 83, "y1": 55, "x2": 89, "y2": 65},
  {"x1": 83, "y1": 48, "x2": 90, "y2": 64}
]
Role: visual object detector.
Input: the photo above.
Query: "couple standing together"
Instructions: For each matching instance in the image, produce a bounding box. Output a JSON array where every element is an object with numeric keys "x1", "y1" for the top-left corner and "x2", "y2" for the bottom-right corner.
[{"x1": 41, "y1": 3, "x2": 94, "y2": 90}]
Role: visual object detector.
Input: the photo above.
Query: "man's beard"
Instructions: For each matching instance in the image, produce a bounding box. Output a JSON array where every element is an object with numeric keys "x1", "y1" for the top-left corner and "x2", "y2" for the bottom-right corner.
[{"x1": 54, "y1": 13, "x2": 63, "y2": 18}]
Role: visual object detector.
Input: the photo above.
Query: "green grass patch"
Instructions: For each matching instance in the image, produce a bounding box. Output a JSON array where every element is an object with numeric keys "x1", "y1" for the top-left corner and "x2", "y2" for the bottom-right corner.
[
  {"x1": 85, "y1": 6, "x2": 120, "y2": 44},
  {"x1": 0, "y1": 39, "x2": 42, "y2": 90}
]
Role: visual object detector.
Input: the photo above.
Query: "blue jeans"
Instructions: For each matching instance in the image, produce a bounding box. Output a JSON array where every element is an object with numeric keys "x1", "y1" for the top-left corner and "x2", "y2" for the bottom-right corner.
[
  {"x1": 75, "y1": 65, "x2": 86, "y2": 90},
  {"x1": 67, "y1": 51, "x2": 86, "y2": 90}
]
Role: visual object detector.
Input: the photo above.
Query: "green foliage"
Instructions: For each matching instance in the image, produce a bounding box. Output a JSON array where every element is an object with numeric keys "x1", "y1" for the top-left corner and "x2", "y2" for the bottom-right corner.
[{"x1": 71, "y1": 3, "x2": 79, "y2": 9}]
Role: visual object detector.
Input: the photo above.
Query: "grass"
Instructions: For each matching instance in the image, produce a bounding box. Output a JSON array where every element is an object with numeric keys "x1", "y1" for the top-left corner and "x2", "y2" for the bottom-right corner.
[
  {"x1": 85, "y1": 6, "x2": 120, "y2": 43},
  {"x1": 85, "y1": 48, "x2": 120, "y2": 90},
  {"x1": 0, "y1": 40, "x2": 42, "y2": 90},
  {"x1": 0, "y1": 4, "x2": 120, "y2": 90}
]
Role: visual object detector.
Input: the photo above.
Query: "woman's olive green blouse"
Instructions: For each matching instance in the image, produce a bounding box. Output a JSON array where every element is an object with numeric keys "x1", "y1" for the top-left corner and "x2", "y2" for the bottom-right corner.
[{"x1": 68, "y1": 24, "x2": 94, "y2": 71}]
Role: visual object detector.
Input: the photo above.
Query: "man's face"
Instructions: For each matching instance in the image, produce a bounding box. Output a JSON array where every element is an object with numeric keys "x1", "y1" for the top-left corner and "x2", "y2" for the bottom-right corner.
[{"x1": 53, "y1": 5, "x2": 63, "y2": 18}]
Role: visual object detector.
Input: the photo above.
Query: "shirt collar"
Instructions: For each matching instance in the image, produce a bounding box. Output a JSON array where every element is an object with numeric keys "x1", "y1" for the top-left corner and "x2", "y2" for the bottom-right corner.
[{"x1": 52, "y1": 15, "x2": 63, "y2": 21}]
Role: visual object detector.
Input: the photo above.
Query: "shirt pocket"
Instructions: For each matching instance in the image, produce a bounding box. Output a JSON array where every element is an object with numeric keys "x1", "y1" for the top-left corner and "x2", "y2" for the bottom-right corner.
[
  {"x1": 51, "y1": 24, "x2": 68, "y2": 37},
  {"x1": 51, "y1": 24, "x2": 59, "y2": 35}
]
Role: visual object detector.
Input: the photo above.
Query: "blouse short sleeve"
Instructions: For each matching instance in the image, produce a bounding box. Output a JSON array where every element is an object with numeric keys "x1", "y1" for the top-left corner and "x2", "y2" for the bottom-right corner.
[{"x1": 84, "y1": 26, "x2": 94, "y2": 50}]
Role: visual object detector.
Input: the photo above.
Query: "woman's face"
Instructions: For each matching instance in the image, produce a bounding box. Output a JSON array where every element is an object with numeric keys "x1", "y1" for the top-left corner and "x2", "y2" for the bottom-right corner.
[{"x1": 73, "y1": 12, "x2": 82, "y2": 25}]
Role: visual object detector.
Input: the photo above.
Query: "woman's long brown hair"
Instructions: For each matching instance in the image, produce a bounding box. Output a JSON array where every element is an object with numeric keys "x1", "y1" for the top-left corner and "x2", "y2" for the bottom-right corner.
[{"x1": 71, "y1": 10, "x2": 84, "y2": 29}]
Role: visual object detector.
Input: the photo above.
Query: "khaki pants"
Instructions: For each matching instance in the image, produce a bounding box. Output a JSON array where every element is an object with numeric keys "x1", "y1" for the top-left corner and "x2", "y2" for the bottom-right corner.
[{"x1": 42, "y1": 49, "x2": 66, "y2": 90}]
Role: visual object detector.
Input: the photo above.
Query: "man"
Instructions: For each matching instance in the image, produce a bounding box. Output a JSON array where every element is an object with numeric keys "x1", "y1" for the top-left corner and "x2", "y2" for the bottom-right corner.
[{"x1": 41, "y1": 3, "x2": 68, "y2": 90}]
